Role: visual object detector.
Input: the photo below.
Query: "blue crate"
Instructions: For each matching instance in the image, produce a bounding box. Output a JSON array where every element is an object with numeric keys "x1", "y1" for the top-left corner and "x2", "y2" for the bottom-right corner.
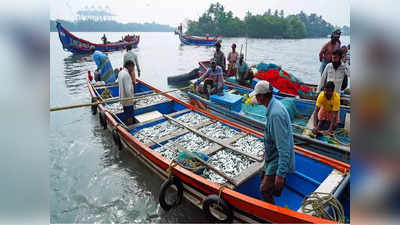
[{"x1": 210, "y1": 91, "x2": 243, "y2": 112}]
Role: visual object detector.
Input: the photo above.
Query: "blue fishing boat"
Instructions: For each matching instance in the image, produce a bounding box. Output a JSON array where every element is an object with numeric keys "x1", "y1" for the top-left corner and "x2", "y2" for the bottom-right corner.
[
  {"x1": 188, "y1": 83, "x2": 350, "y2": 163},
  {"x1": 87, "y1": 74, "x2": 350, "y2": 223},
  {"x1": 179, "y1": 33, "x2": 222, "y2": 46},
  {"x1": 56, "y1": 22, "x2": 140, "y2": 54}
]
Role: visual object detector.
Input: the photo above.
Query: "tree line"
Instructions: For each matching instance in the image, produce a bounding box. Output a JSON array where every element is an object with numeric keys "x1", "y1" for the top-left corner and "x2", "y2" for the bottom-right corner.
[
  {"x1": 186, "y1": 3, "x2": 349, "y2": 38},
  {"x1": 50, "y1": 20, "x2": 174, "y2": 32}
]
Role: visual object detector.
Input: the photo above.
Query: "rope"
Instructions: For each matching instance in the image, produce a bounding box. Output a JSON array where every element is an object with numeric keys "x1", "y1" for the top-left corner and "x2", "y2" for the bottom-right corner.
[
  {"x1": 218, "y1": 183, "x2": 227, "y2": 206},
  {"x1": 167, "y1": 160, "x2": 178, "y2": 180},
  {"x1": 301, "y1": 192, "x2": 345, "y2": 223}
]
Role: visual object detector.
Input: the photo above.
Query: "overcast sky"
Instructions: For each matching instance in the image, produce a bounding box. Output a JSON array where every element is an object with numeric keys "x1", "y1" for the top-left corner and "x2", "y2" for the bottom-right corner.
[{"x1": 50, "y1": 0, "x2": 350, "y2": 27}]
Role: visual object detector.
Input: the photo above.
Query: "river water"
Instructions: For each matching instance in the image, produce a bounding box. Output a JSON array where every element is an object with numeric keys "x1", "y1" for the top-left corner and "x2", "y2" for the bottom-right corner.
[{"x1": 50, "y1": 32, "x2": 349, "y2": 223}]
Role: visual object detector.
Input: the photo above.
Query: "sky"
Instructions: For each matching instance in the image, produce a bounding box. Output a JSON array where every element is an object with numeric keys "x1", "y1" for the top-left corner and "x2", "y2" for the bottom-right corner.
[{"x1": 50, "y1": 0, "x2": 350, "y2": 27}]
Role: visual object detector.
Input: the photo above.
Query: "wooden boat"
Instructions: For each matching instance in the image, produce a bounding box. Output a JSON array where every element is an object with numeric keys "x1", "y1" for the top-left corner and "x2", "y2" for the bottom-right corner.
[
  {"x1": 179, "y1": 33, "x2": 222, "y2": 46},
  {"x1": 56, "y1": 22, "x2": 140, "y2": 54},
  {"x1": 87, "y1": 74, "x2": 350, "y2": 223},
  {"x1": 199, "y1": 61, "x2": 351, "y2": 108},
  {"x1": 188, "y1": 83, "x2": 350, "y2": 163}
]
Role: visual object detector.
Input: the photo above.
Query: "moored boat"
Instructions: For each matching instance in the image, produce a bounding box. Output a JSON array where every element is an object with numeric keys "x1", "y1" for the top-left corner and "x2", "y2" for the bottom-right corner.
[
  {"x1": 87, "y1": 74, "x2": 350, "y2": 223},
  {"x1": 56, "y1": 22, "x2": 140, "y2": 54},
  {"x1": 199, "y1": 61, "x2": 351, "y2": 108},
  {"x1": 187, "y1": 83, "x2": 350, "y2": 163},
  {"x1": 179, "y1": 33, "x2": 222, "y2": 46}
]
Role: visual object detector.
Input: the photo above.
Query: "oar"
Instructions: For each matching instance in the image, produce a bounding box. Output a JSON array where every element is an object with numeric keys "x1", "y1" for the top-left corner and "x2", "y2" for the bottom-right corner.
[{"x1": 49, "y1": 86, "x2": 190, "y2": 112}]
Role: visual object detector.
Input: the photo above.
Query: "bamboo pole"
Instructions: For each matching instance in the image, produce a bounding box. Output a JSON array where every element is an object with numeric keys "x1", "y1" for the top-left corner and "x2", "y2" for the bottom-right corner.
[
  {"x1": 49, "y1": 86, "x2": 190, "y2": 112},
  {"x1": 164, "y1": 114, "x2": 262, "y2": 162}
]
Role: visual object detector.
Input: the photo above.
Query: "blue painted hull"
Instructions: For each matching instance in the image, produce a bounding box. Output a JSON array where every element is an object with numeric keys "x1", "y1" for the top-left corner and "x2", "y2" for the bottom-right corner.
[
  {"x1": 56, "y1": 22, "x2": 139, "y2": 54},
  {"x1": 179, "y1": 34, "x2": 221, "y2": 46},
  {"x1": 188, "y1": 85, "x2": 350, "y2": 162},
  {"x1": 89, "y1": 79, "x2": 350, "y2": 222}
]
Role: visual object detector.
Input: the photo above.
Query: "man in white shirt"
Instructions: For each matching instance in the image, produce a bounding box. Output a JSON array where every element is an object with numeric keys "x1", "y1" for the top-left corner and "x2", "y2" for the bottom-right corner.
[
  {"x1": 317, "y1": 48, "x2": 349, "y2": 94},
  {"x1": 123, "y1": 44, "x2": 141, "y2": 89},
  {"x1": 118, "y1": 59, "x2": 135, "y2": 125}
]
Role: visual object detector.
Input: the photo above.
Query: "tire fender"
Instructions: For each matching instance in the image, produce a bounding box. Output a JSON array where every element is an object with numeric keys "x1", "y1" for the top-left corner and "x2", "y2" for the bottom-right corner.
[
  {"x1": 202, "y1": 194, "x2": 233, "y2": 223},
  {"x1": 158, "y1": 177, "x2": 184, "y2": 211},
  {"x1": 99, "y1": 110, "x2": 107, "y2": 129}
]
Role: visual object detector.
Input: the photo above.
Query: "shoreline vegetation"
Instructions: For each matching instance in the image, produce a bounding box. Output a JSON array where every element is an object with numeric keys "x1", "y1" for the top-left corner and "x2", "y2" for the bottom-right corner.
[
  {"x1": 50, "y1": 20, "x2": 174, "y2": 32},
  {"x1": 186, "y1": 3, "x2": 349, "y2": 39}
]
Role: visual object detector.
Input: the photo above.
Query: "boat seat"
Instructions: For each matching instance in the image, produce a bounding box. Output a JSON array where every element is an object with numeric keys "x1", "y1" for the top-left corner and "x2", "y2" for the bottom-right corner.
[
  {"x1": 134, "y1": 110, "x2": 163, "y2": 124},
  {"x1": 210, "y1": 91, "x2": 243, "y2": 112},
  {"x1": 297, "y1": 169, "x2": 345, "y2": 214},
  {"x1": 233, "y1": 161, "x2": 264, "y2": 186}
]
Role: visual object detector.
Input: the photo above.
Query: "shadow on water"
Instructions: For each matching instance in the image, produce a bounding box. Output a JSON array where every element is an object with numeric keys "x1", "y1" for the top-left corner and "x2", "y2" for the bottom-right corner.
[{"x1": 63, "y1": 54, "x2": 93, "y2": 94}]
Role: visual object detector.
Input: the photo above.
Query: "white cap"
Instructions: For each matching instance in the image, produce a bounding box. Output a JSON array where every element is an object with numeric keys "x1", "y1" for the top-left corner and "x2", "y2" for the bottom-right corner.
[{"x1": 249, "y1": 80, "x2": 273, "y2": 97}]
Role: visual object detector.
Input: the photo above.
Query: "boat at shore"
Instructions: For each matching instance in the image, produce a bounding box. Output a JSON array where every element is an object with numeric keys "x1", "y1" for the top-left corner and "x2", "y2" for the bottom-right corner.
[
  {"x1": 87, "y1": 73, "x2": 350, "y2": 223},
  {"x1": 56, "y1": 22, "x2": 140, "y2": 54},
  {"x1": 179, "y1": 33, "x2": 222, "y2": 46}
]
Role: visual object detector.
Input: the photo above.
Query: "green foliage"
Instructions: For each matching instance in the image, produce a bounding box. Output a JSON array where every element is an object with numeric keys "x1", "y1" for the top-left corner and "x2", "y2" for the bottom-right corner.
[
  {"x1": 50, "y1": 20, "x2": 174, "y2": 32},
  {"x1": 186, "y1": 3, "x2": 343, "y2": 39}
]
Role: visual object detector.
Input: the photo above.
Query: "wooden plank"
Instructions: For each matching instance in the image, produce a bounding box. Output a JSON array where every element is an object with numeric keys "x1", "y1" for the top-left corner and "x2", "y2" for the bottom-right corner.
[
  {"x1": 144, "y1": 120, "x2": 216, "y2": 147},
  {"x1": 164, "y1": 114, "x2": 263, "y2": 162},
  {"x1": 128, "y1": 108, "x2": 192, "y2": 130},
  {"x1": 232, "y1": 161, "x2": 264, "y2": 186},
  {"x1": 345, "y1": 113, "x2": 350, "y2": 132},
  {"x1": 170, "y1": 141, "x2": 237, "y2": 186},
  {"x1": 202, "y1": 132, "x2": 247, "y2": 156},
  {"x1": 135, "y1": 99, "x2": 173, "y2": 111}
]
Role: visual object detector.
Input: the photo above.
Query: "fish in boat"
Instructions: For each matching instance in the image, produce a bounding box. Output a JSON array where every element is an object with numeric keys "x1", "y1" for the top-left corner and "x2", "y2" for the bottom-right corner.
[{"x1": 87, "y1": 73, "x2": 350, "y2": 223}]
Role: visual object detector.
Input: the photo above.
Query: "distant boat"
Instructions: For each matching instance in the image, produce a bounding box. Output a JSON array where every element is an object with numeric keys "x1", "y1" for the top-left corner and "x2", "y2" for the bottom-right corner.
[
  {"x1": 179, "y1": 33, "x2": 222, "y2": 46},
  {"x1": 56, "y1": 21, "x2": 140, "y2": 54}
]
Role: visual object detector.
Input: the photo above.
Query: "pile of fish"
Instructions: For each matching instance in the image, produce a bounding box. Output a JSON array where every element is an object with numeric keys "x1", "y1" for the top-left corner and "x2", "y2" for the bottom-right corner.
[
  {"x1": 204, "y1": 148, "x2": 255, "y2": 184},
  {"x1": 153, "y1": 141, "x2": 181, "y2": 161},
  {"x1": 199, "y1": 122, "x2": 240, "y2": 141},
  {"x1": 135, "y1": 95, "x2": 170, "y2": 108},
  {"x1": 176, "y1": 112, "x2": 211, "y2": 127},
  {"x1": 133, "y1": 121, "x2": 185, "y2": 143},
  {"x1": 169, "y1": 91, "x2": 190, "y2": 103},
  {"x1": 232, "y1": 135, "x2": 264, "y2": 158},
  {"x1": 104, "y1": 102, "x2": 123, "y2": 114},
  {"x1": 175, "y1": 133, "x2": 216, "y2": 152}
]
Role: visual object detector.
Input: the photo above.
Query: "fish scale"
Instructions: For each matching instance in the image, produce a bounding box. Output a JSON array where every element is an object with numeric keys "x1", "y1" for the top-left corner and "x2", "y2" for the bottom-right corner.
[
  {"x1": 232, "y1": 135, "x2": 264, "y2": 157},
  {"x1": 176, "y1": 112, "x2": 210, "y2": 127},
  {"x1": 133, "y1": 121, "x2": 184, "y2": 143},
  {"x1": 198, "y1": 122, "x2": 239, "y2": 140}
]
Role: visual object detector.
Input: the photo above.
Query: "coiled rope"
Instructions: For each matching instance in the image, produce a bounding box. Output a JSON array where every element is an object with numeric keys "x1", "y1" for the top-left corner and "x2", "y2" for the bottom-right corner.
[{"x1": 301, "y1": 192, "x2": 345, "y2": 223}]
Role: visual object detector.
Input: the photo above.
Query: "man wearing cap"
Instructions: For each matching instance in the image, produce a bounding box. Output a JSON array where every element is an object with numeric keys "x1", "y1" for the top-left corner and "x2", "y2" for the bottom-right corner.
[
  {"x1": 227, "y1": 43, "x2": 239, "y2": 76},
  {"x1": 213, "y1": 42, "x2": 226, "y2": 74},
  {"x1": 123, "y1": 44, "x2": 141, "y2": 88},
  {"x1": 319, "y1": 33, "x2": 340, "y2": 75},
  {"x1": 249, "y1": 81, "x2": 295, "y2": 204},
  {"x1": 118, "y1": 58, "x2": 136, "y2": 125},
  {"x1": 89, "y1": 46, "x2": 115, "y2": 84},
  {"x1": 196, "y1": 59, "x2": 224, "y2": 96}
]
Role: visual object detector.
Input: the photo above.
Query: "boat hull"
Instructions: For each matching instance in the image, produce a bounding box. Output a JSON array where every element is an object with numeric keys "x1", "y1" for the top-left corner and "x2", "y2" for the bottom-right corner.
[
  {"x1": 56, "y1": 22, "x2": 139, "y2": 54},
  {"x1": 87, "y1": 77, "x2": 349, "y2": 223},
  {"x1": 179, "y1": 34, "x2": 221, "y2": 46}
]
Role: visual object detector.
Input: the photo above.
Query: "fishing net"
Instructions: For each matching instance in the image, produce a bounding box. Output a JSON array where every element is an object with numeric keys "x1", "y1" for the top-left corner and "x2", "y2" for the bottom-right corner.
[{"x1": 254, "y1": 62, "x2": 314, "y2": 97}]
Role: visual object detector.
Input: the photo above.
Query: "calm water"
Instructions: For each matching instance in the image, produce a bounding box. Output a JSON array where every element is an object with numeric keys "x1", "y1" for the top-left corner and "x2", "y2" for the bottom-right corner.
[{"x1": 50, "y1": 32, "x2": 349, "y2": 223}]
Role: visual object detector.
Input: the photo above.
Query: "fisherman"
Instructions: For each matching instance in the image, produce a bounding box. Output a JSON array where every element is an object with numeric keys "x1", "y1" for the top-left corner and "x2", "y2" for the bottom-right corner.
[
  {"x1": 317, "y1": 48, "x2": 349, "y2": 94},
  {"x1": 101, "y1": 34, "x2": 107, "y2": 44},
  {"x1": 319, "y1": 32, "x2": 340, "y2": 75},
  {"x1": 235, "y1": 53, "x2": 253, "y2": 85},
  {"x1": 89, "y1": 46, "x2": 115, "y2": 84},
  {"x1": 341, "y1": 45, "x2": 348, "y2": 65},
  {"x1": 195, "y1": 59, "x2": 224, "y2": 96},
  {"x1": 123, "y1": 44, "x2": 141, "y2": 90},
  {"x1": 227, "y1": 43, "x2": 239, "y2": 76},
  {"x1": 312, "y1": 81, "x2": 340, "y2": 136},
  {"x1": 213, "y1": 42, "x2": 226, "y2": 74},
  {"x1": 118, "y1": 58, "x2": 136, "y2": 126},
  {"x1": 249, "y1": 81, "x2": 295, "y2": 204},
  {"x1": 333, "y1": 29, "x2": 342, "y2": 47}
]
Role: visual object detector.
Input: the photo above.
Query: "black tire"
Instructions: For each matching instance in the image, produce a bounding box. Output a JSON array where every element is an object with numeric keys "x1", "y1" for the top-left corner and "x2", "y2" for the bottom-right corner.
[
  {"x1": 99, "y1": 110, "x2": 107, "y2": 130},
  {"x1": 202, "y1": 194, "x2": 233, "y2": 223},
  {"x1": 91, "y1": 97, "x2": 98, "y2": 115},
  {"x1": 159, "y1": 177, "x2": 184, "y2": 211},
  {"x1": 112, "y1": 127, "x2": 122, "y2": 150}
]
